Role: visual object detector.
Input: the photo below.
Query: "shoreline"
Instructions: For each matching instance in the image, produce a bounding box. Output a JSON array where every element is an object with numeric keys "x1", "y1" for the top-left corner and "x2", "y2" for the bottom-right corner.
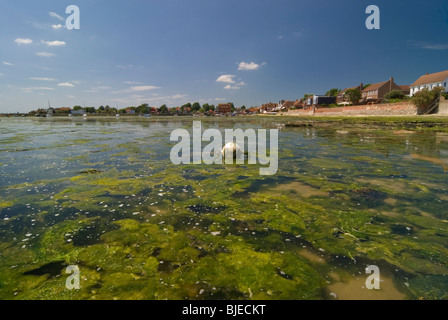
[{"x1": 4, "y1": 114, "x2": 448, "y2": 130}]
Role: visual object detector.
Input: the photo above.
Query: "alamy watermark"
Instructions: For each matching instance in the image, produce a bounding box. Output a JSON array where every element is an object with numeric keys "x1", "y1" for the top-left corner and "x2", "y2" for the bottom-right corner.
[
  {"x1": 65, "y1": 5, "x2": 80, "y2": 30},
  {"x1": 170, "y1": 121, "x2": 278, "y2": 176},
  {"x1": 365, "y1": 265, "x2": 380, "y2": 290},
  {"x1": 65, "y1": 265, "x2": 80, "y2": 290},
  {"x1": 365, "y1": 5, "x2": 380, "y2": 30}
]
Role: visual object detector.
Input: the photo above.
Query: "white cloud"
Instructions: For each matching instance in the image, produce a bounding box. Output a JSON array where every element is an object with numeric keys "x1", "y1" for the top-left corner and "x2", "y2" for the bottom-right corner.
[
  {"x1": 52, "y1": 24, "x2": 64, "y2": 30},
  {"x1": 30, "y1": 77, "x2": 58, "y2": 81},
  {"x1": 416, "y1": 42, "x2": 448, "y2": 50},
  {"x1": 2, "y1": 61, "x2": 13, "y2": 66},
  {"x1": 116, "y1": 64, "x2": 134, "y2": 70},
  {"x1": 117, "y1": 86, "x2": 160, "y2": 93},
  {"x1": 111, "y1": 85, "x2": 160, "y2": 94},
  {"x1": 123, "y1": 81, "x2": 142, "y2": 85},
  {"x1": 49, "y1": 12, "x2": 64, "y2": 21},
  {"x1": 128, "y1": 85, "x2": 160, "y2": 92},
  {"x1": 36, "y1": 52, "x2": 55, "y2": 57},
  {"x1": 216, "y1": 75, "x2": 236, "y2": 84},
  {"x1": 85, "y1": 86, "x2": 111, "y2": 93},
  {"x1": 238, "y1": 62, "x2": 261, "y2": 71},
  {"x1": 224, "y1": 85, "x2": 240, "y2": 90},
  {"x1": 42, "y1": 40, "x2": 66, "y2": 47},
  {"x1": 22, "y1": 87, "x2": 55, "y2": 92},
  {"x1": 58, "y1": 82, "x2": 75, "y2": 87},
  {"x1": 15, "y1": 38, "x2": 33, "y2": 45}
]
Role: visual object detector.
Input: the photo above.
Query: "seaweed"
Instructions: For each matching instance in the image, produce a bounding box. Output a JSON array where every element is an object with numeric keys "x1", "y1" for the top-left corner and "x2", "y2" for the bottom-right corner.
[{"x1": 1, "y1": 118, "x2": 448, "y2": 300}]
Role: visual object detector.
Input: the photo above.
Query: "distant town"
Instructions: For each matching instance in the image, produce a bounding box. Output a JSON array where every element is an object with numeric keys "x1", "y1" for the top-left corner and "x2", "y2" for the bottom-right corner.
[{"x1": 2, "y1": 69, "x2": 448, "y2": 118}]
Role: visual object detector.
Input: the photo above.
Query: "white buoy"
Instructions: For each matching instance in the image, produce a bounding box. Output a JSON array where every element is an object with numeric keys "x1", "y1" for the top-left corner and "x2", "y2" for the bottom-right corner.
[{"x1": 221, "y1": 142, "x2": 243, "y2": 160}]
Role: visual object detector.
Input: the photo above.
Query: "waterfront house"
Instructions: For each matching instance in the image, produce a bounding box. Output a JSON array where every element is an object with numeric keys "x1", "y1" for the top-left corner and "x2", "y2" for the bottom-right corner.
[
  {"x1": 261, "y1": 102, "x2": 278, "y2": 113},
  {"x1": 217, "y1": 103, "x2": 232, "y2": 114},
  {"x1": 307, "y1": 95, "x2": 336, "y2": 107},
  {"x1": 71, "y1": 109, "x2": 85, "y2": 115},
  {"x1": 410, "y1": 70, "x2": 448, "y2": 96},
  {"x1": 361, "y1": 77, "x2": 402, "y2": 101},
  {"x1": 248, "y1": 107, "x2": 261, "y2": 114},
  {"x1": 399, "y1": 85, "x2": 411, "y2": 96},
  {"x1": 278, "y1": 100, "x2": 299, "y2": 111},
  {"x1": 337, "y1": 83, "x2": 364, "y2": 104}
]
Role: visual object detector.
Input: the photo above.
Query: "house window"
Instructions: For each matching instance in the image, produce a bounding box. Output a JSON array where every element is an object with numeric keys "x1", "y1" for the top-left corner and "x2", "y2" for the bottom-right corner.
[{"x1": 445, "y1": 82, "x2": 447, "y2": 87}]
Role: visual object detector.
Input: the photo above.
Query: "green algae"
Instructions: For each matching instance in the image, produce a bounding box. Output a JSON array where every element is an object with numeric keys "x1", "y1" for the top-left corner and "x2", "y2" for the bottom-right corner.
[{"x1": 1, "y1": 118, "x2": 448, "y2": 300}]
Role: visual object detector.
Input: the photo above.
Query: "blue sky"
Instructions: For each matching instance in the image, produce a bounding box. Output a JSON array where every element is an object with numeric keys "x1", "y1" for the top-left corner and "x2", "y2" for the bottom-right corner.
[{"x1": 1, "y1": 0, "x2": 448, "y2": 112}]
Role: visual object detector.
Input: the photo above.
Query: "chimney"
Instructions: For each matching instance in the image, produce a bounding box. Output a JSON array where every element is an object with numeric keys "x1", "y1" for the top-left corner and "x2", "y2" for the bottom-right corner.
[
  {"x1": 390, "y1": 77, "x2": 394, "y2": 91},
  {"x1": 360, "y1": 83, "x2": 364, "y2": 91}
]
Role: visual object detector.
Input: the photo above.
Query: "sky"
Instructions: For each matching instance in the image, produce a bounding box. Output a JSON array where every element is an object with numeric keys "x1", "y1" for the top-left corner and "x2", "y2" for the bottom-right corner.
[{"x1": 1, "y1": 0, "x2": 448, "y2": 113}]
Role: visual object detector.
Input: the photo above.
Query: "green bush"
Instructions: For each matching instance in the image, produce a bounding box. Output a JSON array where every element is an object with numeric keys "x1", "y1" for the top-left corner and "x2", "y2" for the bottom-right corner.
[
  {"x1": 385, "y1": 90, "x2": 405, "y2": 100},
  {"x1": 412, "y1": 87, "x2": 445, "y2": 110},
  {"x1": 344, "y1": 89, "x2": 362, "y2": 105}
]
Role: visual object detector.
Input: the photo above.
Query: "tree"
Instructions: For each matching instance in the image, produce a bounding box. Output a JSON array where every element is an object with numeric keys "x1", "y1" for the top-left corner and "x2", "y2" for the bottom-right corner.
[
  {"x1": 181, "y1": 103, "x2": 192, "y2": 111},
  {"x1": 202, "y1": 103, "x2": 210, "y2": 112},
  {"x1": 384, "y1": 90, "x2": 405, "y2": 100},
  {"x1": 344, "y1": 89, "x2": 361, "y2": 105},
  {"x1": 241, "y1": 105, "x2": 246, "y2": 110},
  {"x1": 326, "y1": 88, "x2": 341, "y2": 97},
  {"x1": 192, "y1": 102, "x2": 201, "y2": 112},
  {"x1": 302, "y1": 93, "x2": 314, "y2": 101},
  {"x1": 73, "y1": 106, "x2": 83, "y2": 111},
  {"x1": 159, "y1": 105, "x2": 169, "y2": 114},
  {"x1": 202, "y1": 104, "x2": 216, "y2": 112},
  {"x1": 98, "y1": 105, "x2": 105, "y2": 112},
  {"x1": 137, "y1": 103, "x2": 150, "y2": 114}
]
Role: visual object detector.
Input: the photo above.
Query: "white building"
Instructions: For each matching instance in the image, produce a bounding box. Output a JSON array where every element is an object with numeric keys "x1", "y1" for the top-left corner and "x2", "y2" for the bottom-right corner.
[{"x1": 410, "y1": 70, "x2": 448, "y2": 96}]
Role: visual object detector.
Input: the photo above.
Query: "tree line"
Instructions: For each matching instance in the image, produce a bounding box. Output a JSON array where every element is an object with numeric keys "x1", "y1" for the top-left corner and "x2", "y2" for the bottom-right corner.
[{"x1": 68, "y1": 102, "x2": 242, "y2": 115}]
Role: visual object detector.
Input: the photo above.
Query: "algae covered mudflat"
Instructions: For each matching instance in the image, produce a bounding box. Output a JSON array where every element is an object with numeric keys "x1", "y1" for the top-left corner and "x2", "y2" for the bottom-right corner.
[{"x1": 1, "y1": 117, "x2": 448, "y2": 300}]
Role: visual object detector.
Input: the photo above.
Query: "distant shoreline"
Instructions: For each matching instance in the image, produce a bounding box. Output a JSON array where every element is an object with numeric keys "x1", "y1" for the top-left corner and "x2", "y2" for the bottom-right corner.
[{"x1": 3, "y1": 114, "x2": 448, "y2": 129}]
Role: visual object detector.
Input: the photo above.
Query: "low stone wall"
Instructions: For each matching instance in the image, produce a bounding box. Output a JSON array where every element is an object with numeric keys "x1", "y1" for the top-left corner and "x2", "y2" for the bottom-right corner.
[
  {"x1": 286, "y1": 102, "x2": 419, "y2": 116},
  {"x1": 439, "y1": 96, "x2": 448, "y2": 115}
]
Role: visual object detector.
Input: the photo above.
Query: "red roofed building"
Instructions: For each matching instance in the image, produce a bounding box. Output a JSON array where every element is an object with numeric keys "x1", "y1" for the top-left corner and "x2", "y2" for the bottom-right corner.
[
  {"x1": 337, "y1": 83, "x2": 364, "y2": 104},
  {"x1": 410, "y1": 70, "x2": 448, "y2": 96},
  {"x1": 217, "y1": 103, "x2": 232, "y2": 114},
  {"x1": 361, "y1": 77, "x2": 402, "y2": 101},
  {"x1": 399, "y1": 85, "x2": 411, "y2": 96}
]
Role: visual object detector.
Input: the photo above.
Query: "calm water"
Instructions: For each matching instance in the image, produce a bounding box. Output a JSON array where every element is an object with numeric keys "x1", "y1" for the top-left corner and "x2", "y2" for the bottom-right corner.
[{"x1": 1, "y1": 117, "x2": 448, "y2": 300}]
